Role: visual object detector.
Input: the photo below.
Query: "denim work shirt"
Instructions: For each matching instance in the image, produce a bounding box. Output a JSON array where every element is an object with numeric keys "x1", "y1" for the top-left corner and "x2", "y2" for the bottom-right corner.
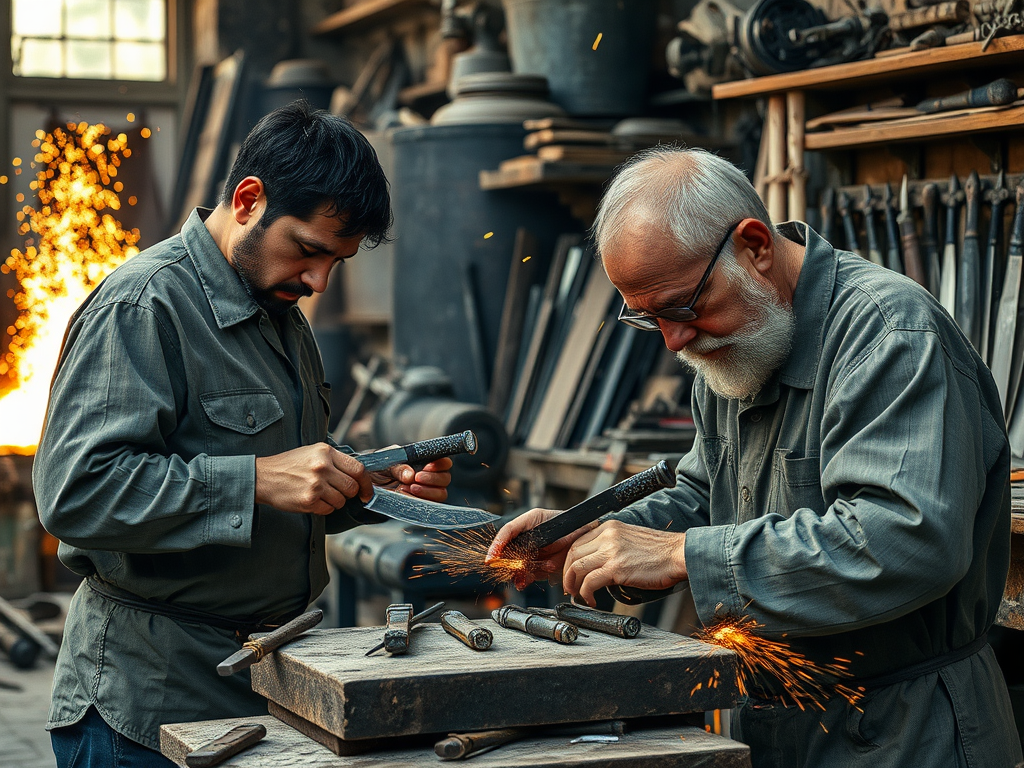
[
  {"x1": 33, "y1": 209, "x2": 366, "y2": 749},
  {"x1": 614, "y1": 223, "x2": 1021, "y2": 766}
]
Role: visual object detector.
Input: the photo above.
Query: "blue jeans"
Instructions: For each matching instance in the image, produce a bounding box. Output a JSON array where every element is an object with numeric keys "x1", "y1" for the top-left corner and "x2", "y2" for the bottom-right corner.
[{"x1": 51, "y1": 706, "x2": 175, "y2": 768}]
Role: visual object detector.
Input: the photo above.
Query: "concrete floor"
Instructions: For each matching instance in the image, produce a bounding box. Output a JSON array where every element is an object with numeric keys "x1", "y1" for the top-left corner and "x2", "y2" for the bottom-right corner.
[{"x1": 0, "y1": 656, "x2": 56, "y2": 768}]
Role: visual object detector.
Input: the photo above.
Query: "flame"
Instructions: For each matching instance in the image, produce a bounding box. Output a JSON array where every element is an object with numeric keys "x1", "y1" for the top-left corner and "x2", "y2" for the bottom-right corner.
[
  {"x1": 694, "y1": 614, "x2": 863, "y2": 711},
  {"x1": 412, "y1": 524, "x2": 539, "y2": 587},
  {"x1": 0, "y1": 122, "x2": 141, "y2": 453}
]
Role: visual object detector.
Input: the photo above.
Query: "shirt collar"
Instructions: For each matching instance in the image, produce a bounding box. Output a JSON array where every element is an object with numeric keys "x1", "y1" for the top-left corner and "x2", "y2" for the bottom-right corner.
[
  {"x1": 775, "y1": 220, "x2": 837, "y2": 390},
  {"x1": 181, "y1": 208, "x2": 261, "y2": 329}
]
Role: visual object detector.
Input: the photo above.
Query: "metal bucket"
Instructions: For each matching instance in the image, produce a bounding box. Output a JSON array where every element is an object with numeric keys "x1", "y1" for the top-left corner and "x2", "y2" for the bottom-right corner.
[{"x1": 502, "y1": 0, "x2": 658, "y2": 116}]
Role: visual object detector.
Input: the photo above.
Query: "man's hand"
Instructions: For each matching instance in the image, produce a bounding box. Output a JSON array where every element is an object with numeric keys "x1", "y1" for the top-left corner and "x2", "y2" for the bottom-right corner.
[
  {"x1": 255, "y1": 444, "x2": 372, "y2": 515},
  {"x1": 562, "y1": 520, "x2": 688, "y2": 607},
  {"x1": 377, "y1": 457, "x2": 453, "y2": 503},
  {"x1": 485, "y1": 508, "x2": 599, "y2": 590}
]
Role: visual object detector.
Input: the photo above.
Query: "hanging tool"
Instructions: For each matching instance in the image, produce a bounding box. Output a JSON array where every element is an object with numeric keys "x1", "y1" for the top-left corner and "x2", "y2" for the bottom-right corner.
[
  {"x1": 940, "y1": 175, "x2": 963, "y2": 315},
  {"x1": 982, "y1": 171, "x2": 1012, "y2": 364},
  {"x1": 883, "y1": 182, "x2": 904, "y2": 274},
  {"x1": 838, "y1": 189, "x2": 863, "y2": 258},
  {"x1": 922, "y1": 182, "x2": 943, "y2": 297},
  {"x1": 365, "y1": 602, "x2": 445, "y2": 657},
  {"x1": 898, "y1": 175, "x2": 927, "y2": 288},
  {"x1": 991, "y1": 179, "x2": 1024, "y2": 411},
  {"x1": 217, "y1": 610, "x2": 323, "y2": 676},
  {"x1": 957, "y1": 171, "x2": 983, "y2": 348},
  {"x1": 820, "y1": 188, "x2": 836, "y2": 243},
  {"x1": 915, "y1": 78, "x2": 1019, "y2": 114},
  {"x1": 863, "y1": 185, "x2": 886, "y2": 267}
]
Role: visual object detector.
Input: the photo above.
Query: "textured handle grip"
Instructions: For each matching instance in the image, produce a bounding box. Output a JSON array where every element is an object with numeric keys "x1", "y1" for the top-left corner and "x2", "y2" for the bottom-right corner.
[
  {"x1": 250, "y1": 609, "x2": 323, "y2": 653},
  {"x1": 406, "y1": 430, "x2": 477, "y2": 464},
  {"x1": 610, "y1": 461, "x2": 675, "y2": 507}
]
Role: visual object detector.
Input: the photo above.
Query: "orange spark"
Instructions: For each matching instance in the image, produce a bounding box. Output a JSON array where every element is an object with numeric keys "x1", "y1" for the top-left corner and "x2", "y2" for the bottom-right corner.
[
  {"x1": 411, "y1": 524, "x2": 539, "y2": 587},
  {"x1": 695, "y1": 615, "x2": 862, "y2": 712}
]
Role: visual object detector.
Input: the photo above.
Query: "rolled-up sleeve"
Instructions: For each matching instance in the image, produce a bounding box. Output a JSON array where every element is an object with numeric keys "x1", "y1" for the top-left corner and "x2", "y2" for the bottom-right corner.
[
  {"x1": 34, "y1": 301, "x2": 256, "y2": 553},
  {"x1": 685, "y1": 328, "x2": 998, "y2": 636}
]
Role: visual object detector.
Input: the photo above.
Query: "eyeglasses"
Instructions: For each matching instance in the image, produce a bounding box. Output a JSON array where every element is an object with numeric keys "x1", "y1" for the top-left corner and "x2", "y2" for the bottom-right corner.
[{"x1": 617, "y1": 221, "x2": 742, "y2": 331}]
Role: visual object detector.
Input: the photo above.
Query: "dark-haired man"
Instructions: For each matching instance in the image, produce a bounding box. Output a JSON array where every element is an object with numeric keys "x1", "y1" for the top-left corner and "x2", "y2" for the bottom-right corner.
[{"x1": 34, "y1": 101, "x2": 450, "y2": 767}]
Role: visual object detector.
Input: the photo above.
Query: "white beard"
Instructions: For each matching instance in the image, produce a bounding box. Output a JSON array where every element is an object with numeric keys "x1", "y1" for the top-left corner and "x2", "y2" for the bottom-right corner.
[{"x1": 675, "y1": 269, "x2": 796, "y2": 400}]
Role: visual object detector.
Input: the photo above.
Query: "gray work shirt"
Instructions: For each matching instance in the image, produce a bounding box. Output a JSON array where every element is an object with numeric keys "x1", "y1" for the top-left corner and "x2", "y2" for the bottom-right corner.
[
  {"x1": 615, "y1": 223, "x2": 1021, "y2": 765},
  {"x1": 34, "y1": 209, "x2": 365, "y2": 749}
]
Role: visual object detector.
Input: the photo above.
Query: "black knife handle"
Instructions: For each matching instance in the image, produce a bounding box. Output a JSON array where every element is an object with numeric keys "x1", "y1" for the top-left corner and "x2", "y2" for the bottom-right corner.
[
  {"x1": 406, "y1": 430, "x2": 478, "y2": 465},
  {"x1": 185, "y1": 724, "x2": 267, "y2": 768},
  {"x1": 518, "y1": 461, "x2": 675, "y2": 551}
]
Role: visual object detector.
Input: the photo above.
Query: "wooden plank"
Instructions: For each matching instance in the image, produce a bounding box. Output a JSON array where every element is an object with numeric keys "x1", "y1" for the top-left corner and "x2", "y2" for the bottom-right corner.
[
  {"x1": 249, "y1": 622, "x2": 739, "y2": 742},
  {"x1": 766, "y1": 95, "x2": 787, "y2": 223},
  {"x1": 805, "y1": 102, "x2": 1024, "y2": 151},
  {"x1": 537, "y1": 145, "x2": 636, "y2": 164},
  {"x1": 312, "y1": 0, "x2": 436, "y2": 36},
  {"x1": 489, "y1": 229, "x2": 540, "y2": 417},
  {"x1": 525, "y1": 129, "x2": 616, "y2": 150},
  {"x1": 160, "y1": 716, "x2": 751, "y2": 767},
  {"x1": 479, "y1": 158, "x2": 614, "y2": 190},
  {"x1": 713, "y1": 35, "x2": 1024, "y2": 99},
  {"x1": 526, "y1": 268, "x2": 619, "y2": 450}
]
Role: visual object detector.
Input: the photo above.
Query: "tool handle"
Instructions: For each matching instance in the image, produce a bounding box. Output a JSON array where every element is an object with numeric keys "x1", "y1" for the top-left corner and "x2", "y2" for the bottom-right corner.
[
  {"x1": 435, "y1": 729, "x2": 525, "y2": 760},
  {"x1": 1011, "y1": 184, "x2": 1024, "y2": 257},
  {"x1": 916, "y1": 78, "x2": 1017, "y2": 114},
  {"x1": 185, "y1": 724, "x2": 267, "y2": 768},
  {"x1": 249, "y1": 609, "x2": 323, "y2": 656},
  {"x1": 606, "y1": 581, "x2": 689, "y2": 606},
  {"x1": 406, "y1": 430, "x2": 477, "y2": 465},
  {"x1": 901, "y1": 222, "x2": 928, "y2": 288},
  {"x1": 519, "y1": 461, "x2": 674, "y2": 551},
  {"x1": 964, "y1": 173, "x2": 981, "y2": 233}
]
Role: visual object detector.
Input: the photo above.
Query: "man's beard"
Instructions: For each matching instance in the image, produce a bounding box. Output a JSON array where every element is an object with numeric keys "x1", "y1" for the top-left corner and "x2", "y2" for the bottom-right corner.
[
  {"x1": 675, "y1": 267, "x2": 795, "y2": 400},
  {"x1": 232, "y1": 224, "x2": 311, "y2": 315}
]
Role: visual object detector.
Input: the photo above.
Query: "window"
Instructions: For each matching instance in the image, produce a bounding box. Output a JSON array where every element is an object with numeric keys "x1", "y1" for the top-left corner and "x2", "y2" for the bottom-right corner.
[{"x1": 11, "y1": 0, "x2": 166, "y2": 81}]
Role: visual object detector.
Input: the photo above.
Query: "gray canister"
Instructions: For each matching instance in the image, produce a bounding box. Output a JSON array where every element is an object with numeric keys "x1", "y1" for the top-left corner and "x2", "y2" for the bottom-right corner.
[
  {"x1": 502, "y1": 0, "x2": 658, "y2": 116},
  {"x1": 388, "y1": 123, "x2": 576, "y2": 406}
]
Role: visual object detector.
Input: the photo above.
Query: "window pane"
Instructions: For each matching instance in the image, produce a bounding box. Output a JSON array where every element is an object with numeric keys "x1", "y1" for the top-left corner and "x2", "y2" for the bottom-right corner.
[
  {"x1": 114, "y1": 0, "x2": 164, "y2": 41},
  {"x1": 67, "y1": 39, "x2": 111, "y2": 78},
  {"x1": 113, "y1": 41, "x2": 163, "y2": 80},
  {"x1": 12, "y1": 0, "x2": 64, "y2": 37},
  {"x1": 67, "y1": 0, "x2": 112, "y2": 40},
  {"x1": 16, "y1": 38, "x2": 63, "y2": 77}
]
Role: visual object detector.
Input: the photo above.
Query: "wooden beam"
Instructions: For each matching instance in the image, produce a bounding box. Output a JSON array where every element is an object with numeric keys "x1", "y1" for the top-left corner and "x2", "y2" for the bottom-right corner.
[
  {"x1": 765, "y1": 95, "x2": 787, "y2": 223},
  {"x1": 786, "y1": 91, "x2": 806, "y2": 221},
  {"x1": 311, "y1": 0, "x2": 436, "y2": 37},
  {"x1": 713, "y1": 35, "x2": 1024, "y2": 100}
]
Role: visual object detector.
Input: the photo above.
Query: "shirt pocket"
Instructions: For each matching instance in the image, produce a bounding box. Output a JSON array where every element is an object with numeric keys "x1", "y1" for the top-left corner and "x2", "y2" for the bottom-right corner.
[
  {"x1": 199, "y1": 389, "x2": 284, "y2": 453},
  {"x1": 769, "y1": 449, "x2": 825, "y2": 516}
]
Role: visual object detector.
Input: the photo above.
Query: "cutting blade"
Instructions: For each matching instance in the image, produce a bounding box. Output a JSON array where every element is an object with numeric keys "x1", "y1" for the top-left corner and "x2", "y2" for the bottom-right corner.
[{"x1": 363, "y1": 488, "x2": 499, "y2": 529}]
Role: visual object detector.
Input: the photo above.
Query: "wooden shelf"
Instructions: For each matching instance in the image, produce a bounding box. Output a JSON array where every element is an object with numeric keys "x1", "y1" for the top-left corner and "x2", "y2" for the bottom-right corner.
[
  {"x1": 805, "y1": 102, "x2": 1024, "y2": 150},
  {"x1": 479, "y1": 156, "x2": 616, "y2": 190},
  {"x1": 713, "y1": 35, "x2": 1024, "y2": 100},
  {"x1": 312, "y1": 0, "x2": 437, "y2": 37}
]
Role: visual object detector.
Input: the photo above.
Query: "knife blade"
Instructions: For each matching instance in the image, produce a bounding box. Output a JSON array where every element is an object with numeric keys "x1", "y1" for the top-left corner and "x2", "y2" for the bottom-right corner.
[
  {"x1": 982, "y1": 171, "x2": 1012, "y2": 364},
  {"x1": 863, "y1": 185, "x2": 886, "y2": 267},
  {"x1": 990, "y1": 179, "x2": 1024, "y2": 411},
  {"x1": 956, "y1": 171, "x2": 982, "y2": 348},
  {"x1": 898, "y1": 175, "x2": 927, "y2": 288},
  {"x1": 940, "y1": 175, "x2": 963, "y2": 315},
  {"x1": 837, "y1": 190, "x2": 863, "y2": 258},
  {"x1": 922, "y1": 182, "x2": 943, "y2": 297},
  {"x1": 883, "y1": 182, "x2": 904, "y2": 274},
  {"x1": 217, "y1": 609, "x2": 323, "y2": 676},
  {"x1": 356, "y1": 430, "x2": 477, "y2": 473},
  {"x1": 362, "y1": 488, "x2": 499, "y2": 529}
]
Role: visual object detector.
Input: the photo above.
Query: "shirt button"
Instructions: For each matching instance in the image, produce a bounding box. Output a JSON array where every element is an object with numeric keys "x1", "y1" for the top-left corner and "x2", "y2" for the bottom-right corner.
[
  {"x1": 741, "y1": 486, "x2": 751, "y2": 502},
  {"x1": 310, "y1": 540, "x2": 316, "y2": 554},
  {"x1": 230, "y1": 515, "x2": 242, "y2": 528},
  {"x1": 749, "y1": 412, "x2": 762, "y2": 423},
  {"x1": 246, "y1": 414, "x2": 256, "y2": 428}
]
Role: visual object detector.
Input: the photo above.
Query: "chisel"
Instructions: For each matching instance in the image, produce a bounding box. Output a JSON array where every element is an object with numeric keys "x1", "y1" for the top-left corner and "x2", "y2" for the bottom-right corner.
[
  {"x1": 185, "y1": 724, "x2": 267, "y2": 768},
  {"x1": 216, "y1": 609, "x2": 323, "y2": 676},
  {"x1": 990, "y1": 179, "x2": 1024, "y2": 411},
  {"x1": 940, "y1": 175, "x2": 963, "y2": 315},
  {"x1": 837, "y1": 190, "x2": 863, "y2": 258},
  {"x1": 922, "y1": 182, "x2": 943, "y2": 297},
  {"x1": 883, "y1": 182, "x2": 904, "y2": 274},
  {"x1": 863, "y1": 185, "x2": 886, "y2": 267}
]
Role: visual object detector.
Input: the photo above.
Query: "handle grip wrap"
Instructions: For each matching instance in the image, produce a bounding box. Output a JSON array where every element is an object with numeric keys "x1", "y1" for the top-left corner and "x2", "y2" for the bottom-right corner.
[{"x1": 406, "y1": 430, "x2": 477, "y2": 464}]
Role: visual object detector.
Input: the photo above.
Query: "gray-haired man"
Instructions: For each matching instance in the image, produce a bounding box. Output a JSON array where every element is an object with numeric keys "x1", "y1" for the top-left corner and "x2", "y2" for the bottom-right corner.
[{"x1": 490, "y1": 148, "x2": 1022, "y2": 767}]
